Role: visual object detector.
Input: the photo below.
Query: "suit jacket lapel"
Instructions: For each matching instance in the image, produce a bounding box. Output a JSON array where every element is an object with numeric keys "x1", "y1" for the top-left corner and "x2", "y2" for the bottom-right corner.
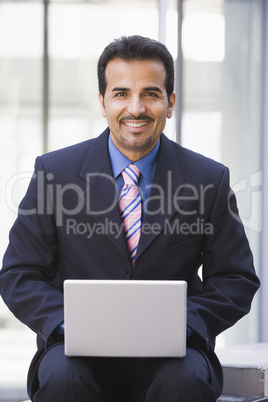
[
  {"x1": 79, "y1": 128, "x2": 130, "y2": 262},
  {"x1": 136, "y1": 134, "x2": 185, "y2": 259}
]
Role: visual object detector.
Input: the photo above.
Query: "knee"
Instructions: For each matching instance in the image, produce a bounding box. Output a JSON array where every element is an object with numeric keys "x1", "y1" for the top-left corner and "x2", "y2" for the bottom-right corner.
[
  {"x1": 147, "y1": 356, "x2": 211, "y2": 400},
  {"x1": 38, "y1": 346, "x2": 75, "y2": 388},
  {"x1": 152, "y1": 360, "x2": 195, "y2": 391},
  {"x1": 37, "y1": 345, "x2": 101, "y2": 396}
]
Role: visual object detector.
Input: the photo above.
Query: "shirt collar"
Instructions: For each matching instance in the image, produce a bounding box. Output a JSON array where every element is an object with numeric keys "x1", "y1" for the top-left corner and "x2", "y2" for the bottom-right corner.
[{"x1": 108, "y1": 135, "x2": 159, "y2": 184}]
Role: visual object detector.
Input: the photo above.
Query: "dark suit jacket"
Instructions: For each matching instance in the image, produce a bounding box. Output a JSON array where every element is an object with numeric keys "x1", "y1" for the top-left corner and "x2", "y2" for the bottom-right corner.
[{"x1": 0, "y1": 128, "x2": 260, "y2": 398}]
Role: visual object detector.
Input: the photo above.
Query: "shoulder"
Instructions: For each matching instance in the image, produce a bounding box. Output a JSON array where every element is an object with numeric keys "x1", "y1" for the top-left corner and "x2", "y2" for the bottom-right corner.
[
  {"x1": 174, "y1": 139, "x2": 223, "y2": 167},
  {"x1": 39, "y1": 138, "x2": 94, "y2": 165},
  {"x1": 36, "y1": 129, "x2": 109, "y2": 173},
  {"x1": 166, "y1": 136, "x2": 227, "y2": 182}
]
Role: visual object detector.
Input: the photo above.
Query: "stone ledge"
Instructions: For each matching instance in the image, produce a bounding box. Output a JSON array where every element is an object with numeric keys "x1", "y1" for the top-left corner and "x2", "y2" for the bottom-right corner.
[
  {"x1": 216, "y1": 343, "x2": 268, "y2": 397},
  {"x1": 217, "y1": 396, "x2": 268, "y2": 401}
]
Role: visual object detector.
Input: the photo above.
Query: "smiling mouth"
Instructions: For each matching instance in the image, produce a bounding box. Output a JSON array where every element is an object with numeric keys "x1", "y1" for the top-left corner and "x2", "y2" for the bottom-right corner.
[
  {"x1": 124, "y1": 121, "x2": 149, "y2": 128},
  {"x1": 121, "y1": 115, "x2": 153, "y2": 129}
]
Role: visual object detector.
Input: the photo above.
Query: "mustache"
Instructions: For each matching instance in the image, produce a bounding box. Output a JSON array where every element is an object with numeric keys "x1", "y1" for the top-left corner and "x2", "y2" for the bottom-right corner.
[{"x1": 120, "y1": 115, "x2": 154, "y2": 123}]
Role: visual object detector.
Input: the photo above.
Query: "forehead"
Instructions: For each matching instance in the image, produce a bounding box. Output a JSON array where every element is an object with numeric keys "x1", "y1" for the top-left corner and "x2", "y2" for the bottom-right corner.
[{"x1": 104, "y1": 58, "x2": 167, "y2": 88}]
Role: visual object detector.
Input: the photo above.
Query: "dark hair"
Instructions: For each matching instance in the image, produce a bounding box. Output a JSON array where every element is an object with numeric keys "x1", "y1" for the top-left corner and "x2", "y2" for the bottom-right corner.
[{"x1": 97, "y1": 35, "x2": 174, "y2": 99}]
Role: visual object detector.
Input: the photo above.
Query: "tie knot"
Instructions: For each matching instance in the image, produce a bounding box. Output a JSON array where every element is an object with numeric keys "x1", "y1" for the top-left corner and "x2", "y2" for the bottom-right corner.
[{"x1": 122, "y1": 164, "x2": 140, "y2": 186}]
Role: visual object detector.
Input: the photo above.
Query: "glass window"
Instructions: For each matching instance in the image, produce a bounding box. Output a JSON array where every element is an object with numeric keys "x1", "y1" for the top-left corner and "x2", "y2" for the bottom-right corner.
[
  {"x1": 181, "y1": 0, "x2": 262, "y2": 346},
  {"x1": 0, "y1": 1, "x2": 43, "y2": 262},
  {"x1": 48, "y1": 0, "x2": 159, "y2": 151},
  {"x1": 0, "y1": 0, "x2": 43, "y2": 327}
]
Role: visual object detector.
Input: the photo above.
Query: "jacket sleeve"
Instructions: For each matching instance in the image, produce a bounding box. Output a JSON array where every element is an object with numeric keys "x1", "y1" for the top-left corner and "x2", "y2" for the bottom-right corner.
[
  {"x1": 0, "y1": 156, "x2": 64, "y2": 346},
  {"x1": 186, "y1": 167, "x2": 260, "y2": 350}
]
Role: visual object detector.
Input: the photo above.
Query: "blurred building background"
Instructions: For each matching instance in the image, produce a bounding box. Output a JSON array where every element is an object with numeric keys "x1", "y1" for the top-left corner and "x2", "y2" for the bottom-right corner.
[{"x1": 0, "y1": 0, "x2": 267, "y2": 364}]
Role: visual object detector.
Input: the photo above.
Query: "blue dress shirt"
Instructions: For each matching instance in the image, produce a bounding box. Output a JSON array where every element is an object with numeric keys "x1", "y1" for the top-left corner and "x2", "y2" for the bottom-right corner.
[{"x1": 108, "y1": 135, "x2": 159, "y2": 217}]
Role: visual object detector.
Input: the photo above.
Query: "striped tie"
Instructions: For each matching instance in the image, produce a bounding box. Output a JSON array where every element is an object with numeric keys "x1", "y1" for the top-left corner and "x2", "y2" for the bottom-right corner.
[{"x1": 118, "y1": 164, "x2": 142, "y2": 267}]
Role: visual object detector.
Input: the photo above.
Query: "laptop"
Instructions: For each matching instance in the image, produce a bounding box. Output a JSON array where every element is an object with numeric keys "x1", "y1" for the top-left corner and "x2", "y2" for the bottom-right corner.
[{"x1": 64, "y1": 279, "x2": 187, "y2": 358}]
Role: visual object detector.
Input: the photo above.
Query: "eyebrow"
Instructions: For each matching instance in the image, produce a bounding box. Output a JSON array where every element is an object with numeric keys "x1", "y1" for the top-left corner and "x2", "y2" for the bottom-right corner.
[
  {"x1": 112, "y1": 87, "x2": 129, "y2": 92},
  {"x1": 112, "y1": 86, "x2": 163, "y2": 93},
  {"x1": 144, "y1": 86, "x2": 163, "y2": 94}
]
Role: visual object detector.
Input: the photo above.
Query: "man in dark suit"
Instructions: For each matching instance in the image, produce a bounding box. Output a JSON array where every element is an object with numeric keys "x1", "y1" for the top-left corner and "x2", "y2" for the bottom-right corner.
[{"x1": 0, "y1": 35, "x2": 259, "y2": 402}]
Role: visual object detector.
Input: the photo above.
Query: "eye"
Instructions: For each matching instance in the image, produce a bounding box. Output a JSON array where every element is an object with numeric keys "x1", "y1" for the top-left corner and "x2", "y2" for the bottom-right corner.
[
  {"x1": 146, "y1": 92, "x2": 159, "y2": 98},
  {"x1": 114, "y1": 92, "x2": 127, "y2": 97}
]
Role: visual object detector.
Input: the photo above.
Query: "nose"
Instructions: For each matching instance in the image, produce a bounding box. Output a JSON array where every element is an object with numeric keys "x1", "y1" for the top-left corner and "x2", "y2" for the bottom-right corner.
[{"x1": 126, "y1": 95, "x2": 146, "y2": 116}]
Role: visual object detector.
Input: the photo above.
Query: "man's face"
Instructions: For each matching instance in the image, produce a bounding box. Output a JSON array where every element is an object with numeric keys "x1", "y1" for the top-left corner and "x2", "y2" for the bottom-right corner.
[{"x1": 99, "y1": 58, "x2": 176, "y2": 161}]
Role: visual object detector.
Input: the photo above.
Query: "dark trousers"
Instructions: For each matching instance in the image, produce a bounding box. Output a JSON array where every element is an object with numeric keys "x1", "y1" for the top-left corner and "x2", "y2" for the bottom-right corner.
[{"x1": 33, "y1": 344, "x2": 222, "y2": 402}]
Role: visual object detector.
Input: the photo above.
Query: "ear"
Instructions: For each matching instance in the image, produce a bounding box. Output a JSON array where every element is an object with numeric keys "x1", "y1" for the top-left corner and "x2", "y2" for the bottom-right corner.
[
  {"x1": 167, "y1": 93, "x2": 176, "y2": 119},
  {"x1": 98, "y1": 93, "x2": 107, "y2": 118}
]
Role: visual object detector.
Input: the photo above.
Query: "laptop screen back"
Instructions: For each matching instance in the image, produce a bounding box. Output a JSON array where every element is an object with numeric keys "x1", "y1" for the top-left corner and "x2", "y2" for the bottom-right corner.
[{"x1": 64, "y1": 279, "x2": 187, "y2": 358}]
